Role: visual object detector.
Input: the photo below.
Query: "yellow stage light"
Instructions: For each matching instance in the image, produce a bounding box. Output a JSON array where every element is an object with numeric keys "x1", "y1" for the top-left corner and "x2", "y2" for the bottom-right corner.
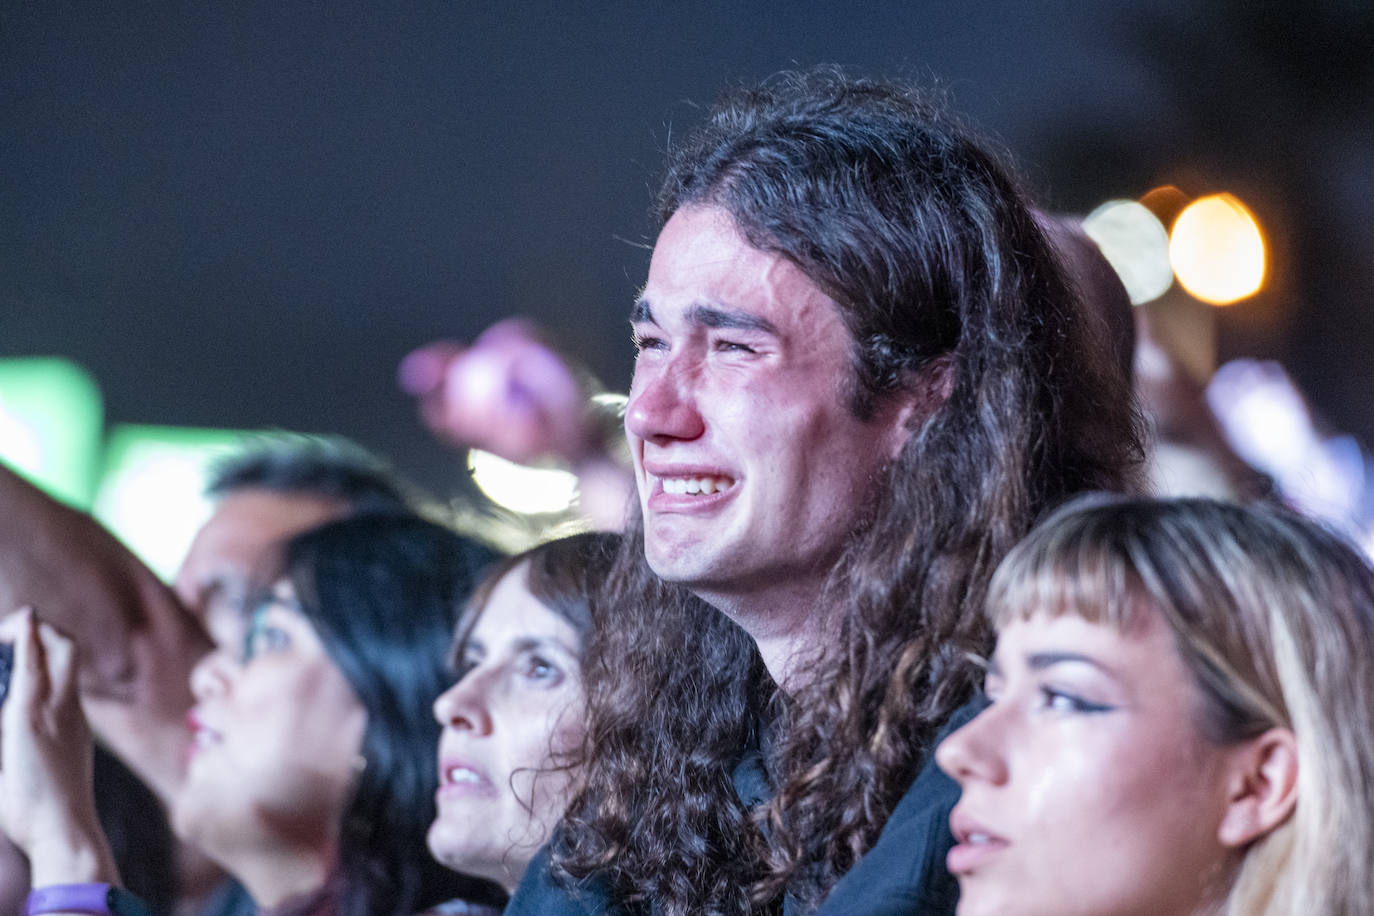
[
  {"x1": 468, "y1": 448, "x2": 579, "y2": 515},
  {"x1": 1169, "y1": 194, "x2": 1266, "y2": 305}
]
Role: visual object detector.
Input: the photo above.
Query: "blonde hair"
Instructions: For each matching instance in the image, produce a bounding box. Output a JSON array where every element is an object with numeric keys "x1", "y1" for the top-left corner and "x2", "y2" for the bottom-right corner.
[{"x1": 986, "y1": 496, "x2": 1374, "y2": 916}]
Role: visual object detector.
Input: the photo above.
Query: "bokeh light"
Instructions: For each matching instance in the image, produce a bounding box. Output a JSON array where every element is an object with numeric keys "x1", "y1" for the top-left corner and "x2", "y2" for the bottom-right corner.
[
  {"x1": 1081, "y1": 200, "x2": 1174, "y2": 305},
  {"x1": 0, "y1": 357, "x2": 103, "y2": 508},
  {"x1": 468, "y1": 448, "x2": 579, "y2": 515},
  {"x1": 93, "y1": 425, "x2": 249, "y2": 580},
  {"x1": 1138, "y1": 185, "x2": 1191, "y2": 230},
  {"x1": 1169, "y1": 194, "x2": 1266, "y2": 305}
]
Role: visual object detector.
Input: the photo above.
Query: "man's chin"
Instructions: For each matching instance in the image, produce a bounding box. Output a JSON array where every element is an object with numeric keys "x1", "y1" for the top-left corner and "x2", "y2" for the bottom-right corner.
[
  {"x1": 644, "y1": 550, "x2": 705, "y2": 584},
  {"x1": 644, "y1": 541, "x2": 727, "y2": 587}
]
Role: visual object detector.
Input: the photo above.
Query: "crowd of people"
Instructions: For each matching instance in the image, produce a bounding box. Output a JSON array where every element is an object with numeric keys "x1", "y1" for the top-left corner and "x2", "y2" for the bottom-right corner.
[{"x1": 1, "y1": 68, "x2": 1371, "y2": 916}]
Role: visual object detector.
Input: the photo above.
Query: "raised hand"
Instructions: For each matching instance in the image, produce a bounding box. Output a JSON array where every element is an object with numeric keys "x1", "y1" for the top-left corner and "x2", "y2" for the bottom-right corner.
[
  {"x1": 0, "y1": 608, "x2": 118, "y2": 887},
  {"x1": 399, "y1": 318, "x2": 603, "y2": 466}
]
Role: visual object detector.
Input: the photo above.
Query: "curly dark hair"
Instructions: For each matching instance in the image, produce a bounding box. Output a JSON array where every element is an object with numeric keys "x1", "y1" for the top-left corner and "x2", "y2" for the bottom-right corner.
[
  {"x1": 552, "y1": 526, "x2": 770, "y2": 913},
  {"x1": 552, "y1": 69, "x2": 1143, "y2": 914}
]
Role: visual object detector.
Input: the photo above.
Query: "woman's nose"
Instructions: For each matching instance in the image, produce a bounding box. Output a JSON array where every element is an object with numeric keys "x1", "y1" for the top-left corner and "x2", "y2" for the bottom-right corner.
[
  {"x1": 433, "y1": 671, "x2": 494, "y2": 736},
  {"x1": 189, "y1": 646, "x2": 237, "y2": 702},
  {"x1": 935, "y1": 700, "x2": 1009, "y2": 786}
]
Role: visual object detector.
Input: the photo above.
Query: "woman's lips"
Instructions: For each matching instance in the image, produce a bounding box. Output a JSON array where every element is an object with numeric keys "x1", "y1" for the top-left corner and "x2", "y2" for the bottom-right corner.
[
  {"x1": 184, "y1": 709, "x2": 223, "y2": 765},
  {"x1": 947, "y1": 807, "x2": 1009, "y2": 874},
  {"x1": 437, "y1": 758, "x2": 498, "y2": 799}
]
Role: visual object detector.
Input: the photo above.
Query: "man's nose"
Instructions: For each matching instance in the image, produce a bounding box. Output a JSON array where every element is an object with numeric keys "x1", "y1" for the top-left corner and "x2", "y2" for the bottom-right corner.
[{"x1": 625, "y1": 356, "x2": 706, "y2": 444}]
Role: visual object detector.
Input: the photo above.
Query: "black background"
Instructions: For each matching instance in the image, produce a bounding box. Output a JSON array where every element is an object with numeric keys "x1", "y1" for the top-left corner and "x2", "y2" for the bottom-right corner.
[{"x1": 4, "y1": 0, "x2": 1371, "y2": 495}]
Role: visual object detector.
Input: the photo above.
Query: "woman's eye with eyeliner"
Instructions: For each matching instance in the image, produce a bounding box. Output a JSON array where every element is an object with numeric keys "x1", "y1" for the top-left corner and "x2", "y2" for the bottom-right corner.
[{"x1": 1040, "y1": 686, "x2": 1113, "y2": 714}]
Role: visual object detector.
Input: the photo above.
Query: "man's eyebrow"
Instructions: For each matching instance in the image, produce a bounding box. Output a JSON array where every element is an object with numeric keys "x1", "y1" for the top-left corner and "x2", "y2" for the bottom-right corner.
[
  {"x1": 687, "y1": 303, "x2": 778, "y2": 334},
  {"x1": 629, "y1": 298, "x2": 779, "y2": 335}
]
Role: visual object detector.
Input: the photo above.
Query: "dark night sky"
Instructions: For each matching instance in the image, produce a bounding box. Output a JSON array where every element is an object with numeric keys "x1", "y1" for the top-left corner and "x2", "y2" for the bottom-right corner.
[{"x1": 3, "y1": 0, "x2": 1368, "y2": 495}]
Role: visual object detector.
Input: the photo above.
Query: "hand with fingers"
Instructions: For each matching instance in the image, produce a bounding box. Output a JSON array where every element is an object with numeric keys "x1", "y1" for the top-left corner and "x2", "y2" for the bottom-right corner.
[
  {"x1": 0, "y1": 608, "x2": 119, "y2": 889},
  {"x1": 400, "y1": 319, "x2": 635, "y2": 529},
  {"x1": 399, "y1": 318, "x2": 607, "y2": 467}
]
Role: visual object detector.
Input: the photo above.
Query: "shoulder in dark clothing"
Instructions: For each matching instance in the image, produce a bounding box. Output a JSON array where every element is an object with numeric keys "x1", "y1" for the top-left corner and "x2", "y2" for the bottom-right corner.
[
  {"x1": 502, "y1": 842, "x2": 622, "y2": 916},
  {"x1": 810, "y1": 697, "x2": 985, "y2": 916},
  {"x1": 507, "y1": 699, "x2": 984, "y2": 916}
]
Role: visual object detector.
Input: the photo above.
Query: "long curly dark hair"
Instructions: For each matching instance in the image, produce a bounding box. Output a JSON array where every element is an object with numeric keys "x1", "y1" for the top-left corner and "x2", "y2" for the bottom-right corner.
[{"x1": 554, "y1": 69, "x2": 1143, "y2": 914}]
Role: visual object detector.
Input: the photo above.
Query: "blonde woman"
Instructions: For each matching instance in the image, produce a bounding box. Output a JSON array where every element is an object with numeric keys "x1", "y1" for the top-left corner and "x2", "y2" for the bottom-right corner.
[{"x1": 937, "y1": 496, "x2": 1374, "y2": 916}]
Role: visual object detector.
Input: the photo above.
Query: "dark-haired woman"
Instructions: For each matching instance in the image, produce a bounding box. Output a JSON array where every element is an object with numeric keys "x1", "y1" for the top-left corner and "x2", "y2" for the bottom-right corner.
[
  {"x1": 0, "y1": 515, "x2": 506, "y2": 916},
  {"x1": 427, "y1": 531, "x2": 617, "y2": 895}
]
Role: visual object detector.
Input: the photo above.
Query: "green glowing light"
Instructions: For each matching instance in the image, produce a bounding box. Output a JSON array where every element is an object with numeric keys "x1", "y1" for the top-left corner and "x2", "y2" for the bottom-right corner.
[
  {"x1": 93, "y1": 425, "x2": 252, "y2": 581},
  {"x1": 0, "y1": 358, "x2": 104, "y2": 508}
]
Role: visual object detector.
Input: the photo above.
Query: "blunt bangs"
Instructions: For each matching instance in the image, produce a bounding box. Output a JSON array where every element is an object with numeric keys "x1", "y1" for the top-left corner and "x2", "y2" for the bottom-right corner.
[{"x1": 985, "y1": 495, "x2": 1149, "y2": 634}]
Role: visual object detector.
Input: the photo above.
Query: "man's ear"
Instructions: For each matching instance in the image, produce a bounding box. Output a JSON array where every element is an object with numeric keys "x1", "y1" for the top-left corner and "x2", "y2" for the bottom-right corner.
[
  {"x1": 885, "y1": 354, "x2": 955, "y2": 459},
  {"x1": 1217, "y1": 728, "x2": 1299, "y2": 848}
]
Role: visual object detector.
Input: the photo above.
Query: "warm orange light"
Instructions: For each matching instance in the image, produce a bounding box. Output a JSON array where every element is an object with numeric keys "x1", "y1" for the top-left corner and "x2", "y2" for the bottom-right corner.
[
  {"x1": 1169, "y1": 194, "x2": 1266, "y2": 305},
  {"x1": 1139, "y1": 185, "x2": 1190, "y2": 229}
]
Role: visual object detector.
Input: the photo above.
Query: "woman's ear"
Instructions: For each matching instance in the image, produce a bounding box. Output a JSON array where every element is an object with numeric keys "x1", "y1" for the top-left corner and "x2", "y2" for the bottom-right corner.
[{"x1": 1217, "y1": 728, "x2": 1299, "y2": 848}]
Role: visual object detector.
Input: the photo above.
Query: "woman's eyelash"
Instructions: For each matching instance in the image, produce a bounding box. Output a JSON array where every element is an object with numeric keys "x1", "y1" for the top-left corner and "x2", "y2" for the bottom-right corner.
[
  {"x1": 523, "y1": 653, "x2": 566, "y2": 683},
  {"x1": 1041, "y1": 687, "x2": 1114, "y2": 714}
]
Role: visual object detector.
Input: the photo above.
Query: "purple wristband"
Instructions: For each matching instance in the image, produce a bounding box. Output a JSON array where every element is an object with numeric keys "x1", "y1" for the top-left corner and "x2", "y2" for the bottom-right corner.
[{"x1": 26, "y1": 884, "x2": 113, "y2": 915}]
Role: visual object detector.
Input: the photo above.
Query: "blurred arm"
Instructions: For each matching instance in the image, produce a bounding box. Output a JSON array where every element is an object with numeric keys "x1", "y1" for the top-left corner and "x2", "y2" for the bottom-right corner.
[{"x1": 0, "y1": 463, "x2": 209, "y2": 802}]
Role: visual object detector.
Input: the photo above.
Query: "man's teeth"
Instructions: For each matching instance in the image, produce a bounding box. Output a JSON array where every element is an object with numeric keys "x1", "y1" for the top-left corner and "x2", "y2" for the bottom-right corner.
[
  {"x1": 661, "y1": 476, "x2": 733, "y2": 495},
  {"x1": 968, "y1": 833, "x2": 991, "y2": 845},
  {"x1": 447, "y1": 767, "x2": 482, "y2": 784}
]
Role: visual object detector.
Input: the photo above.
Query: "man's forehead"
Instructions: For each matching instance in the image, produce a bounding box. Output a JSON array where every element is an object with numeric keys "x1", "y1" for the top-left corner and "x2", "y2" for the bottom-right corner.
[
  {"x1": 178, "y1": 489, "x2": 348, "y2": 588},
  {"x1": 638, "y1": 206, "x2": 840, "y2": 334},
  {"x1": 204, "y1": 489, "x2": 346, "y2": 542}
]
